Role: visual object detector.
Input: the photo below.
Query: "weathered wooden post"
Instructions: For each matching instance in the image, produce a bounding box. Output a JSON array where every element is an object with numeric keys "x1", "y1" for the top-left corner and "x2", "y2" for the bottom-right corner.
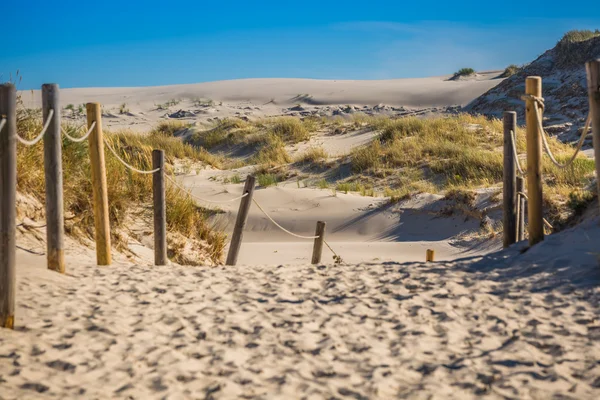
[
  {"x1": 503, "y1": 111, "x2": 517, "y2": 248},
  {"x1": 86, "y1": 103, "x2": 111, "y2": 265},
  {"x1": 311, "y1": 221, "x2": 326, "y2": 264},
  {"x1": 42, "y1": 84, "x2": 65, "y2": 273},
  {"x1": 516, "y1": 176, "x2": 525, "y2": 242},
  {"x1": 586, "y1": 60, "x2": 600, "y2": 211},
  {"x1": 0, "y1": 84, "x2": 16, "y2": 329},
  {"x1": 226, "y1": 175, "x2": 256, "y2": 266},
  {"x1": 525, "y1": 77, "x2": 544, "y2": 246},
  {"x1": 152, "y1": 150, "x2": 167, "y2": 266},
  {"x1": 426, "y1": 249, "x2": 435, "y2": 262}
]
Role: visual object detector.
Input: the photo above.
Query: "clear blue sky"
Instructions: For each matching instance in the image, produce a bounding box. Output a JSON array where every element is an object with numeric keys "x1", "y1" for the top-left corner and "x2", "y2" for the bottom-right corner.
[{"x1": 3, "y1": 0, "x2": 599, "y2": 89}]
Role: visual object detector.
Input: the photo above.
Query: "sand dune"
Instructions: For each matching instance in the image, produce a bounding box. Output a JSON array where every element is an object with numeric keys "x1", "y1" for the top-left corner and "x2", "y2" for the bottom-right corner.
[{"x1": 19, "y1": 72, "x2": 503, "y2": 133}]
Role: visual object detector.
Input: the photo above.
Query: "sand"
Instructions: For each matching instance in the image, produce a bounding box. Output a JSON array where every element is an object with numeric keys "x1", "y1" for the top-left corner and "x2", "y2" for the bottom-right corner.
[
  {"x1": 2, "y1": 217, "x2": 600, "y2": 399},
  {"x1": 19, "y1": 72, "x2": 503, "y2": 133}
]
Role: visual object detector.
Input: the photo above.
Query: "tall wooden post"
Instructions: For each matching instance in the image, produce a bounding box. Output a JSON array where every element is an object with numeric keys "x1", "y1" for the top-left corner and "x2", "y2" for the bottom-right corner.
[
  {"x1": 586, "y1": 60, "x2": 600, "y2": 212},
  {"x1": 525, "y1": 77, "x2": 544, "y2": 246},
  {"x1": 311, "y1": 221, "x2": 326, "y2": 264},
  {"x1": 516, "y1": 176, "x2": 525, "y2": 242},
  {"x1": 503, "y1": 111, "x2": 517, "y2": 248},
  {"x1": 226, "y1": 175, "x2": 256, "y2": 266},
  {"x1": 42, "y1": 84, "x2": 65, "y2": 273},
  {"x1": 0, "y1": 84, "x2": 17, "y2": 329},
  {"x1": 87, "y1": 103, "x2": 111, "y2": 265},
  {"x1": 152, "y1": 150, "x2": 167, "y2": 266}
]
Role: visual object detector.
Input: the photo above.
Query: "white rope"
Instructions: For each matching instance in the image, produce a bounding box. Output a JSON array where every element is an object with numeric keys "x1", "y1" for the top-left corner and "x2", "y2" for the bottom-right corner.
[
  {"x1": 510, "y1": 130, "x2": 527, "y2": 177},
  {"x1": 522, "y1": 94, "x2": 590, "y2": 169},
  {"x1": 103, "y1": 138, "x2": 161, "y2": 174},
  {"x1": 0, "y1": 118, "x2": 6, "y2": 133},
  {"x1": 165, "y1": 175, "x2": 249, "y2": 204},
  {"x1": 252, "y1": 198, "x2": 320, "y2": 239},
  {"x1": 62, "y1": 121, "x2": 96, "y2": 143},
  {"x1": 16, "y1": 109, "x2": 54, "y2": 146}
]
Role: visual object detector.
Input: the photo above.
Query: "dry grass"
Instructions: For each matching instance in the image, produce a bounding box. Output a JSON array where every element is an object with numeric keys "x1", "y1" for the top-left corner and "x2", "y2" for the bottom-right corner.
[
  {"x1": 16, "y1": 115, "x2": 226, "y2": 264},
  {"x1": 555, "y1": 29, "x2": 600, "y2": 67},
  {"x1": 294, "y1": 146, "x2": 328, "y2": 164}
]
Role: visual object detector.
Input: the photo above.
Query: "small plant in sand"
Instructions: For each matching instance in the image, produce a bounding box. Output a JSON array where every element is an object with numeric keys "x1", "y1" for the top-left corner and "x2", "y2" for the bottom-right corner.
[
  {"x1": 500, "y1": 64, "x2": 521, "y2": 78},
  {"x1": 119, "y1": 103, "x2": 129, "y2": 115},
  {"x1": 316, "y1": 179, "x2": 329, "y2": 189},
  {"x1": 257, "y1": 173, "x2": 279, "y2": 187},
  {"x1": 229, "y1": 174, "x2": 242, "y2": 184},
  {"x1": 193, "y1": 98, "x2": 214, "y2": 107},
  {"x1": 452, "y1": 68, "x2": 476, "y2": 79},
  {"x1": 295, "y1": 146, "x2": 328, "y2": 164}
]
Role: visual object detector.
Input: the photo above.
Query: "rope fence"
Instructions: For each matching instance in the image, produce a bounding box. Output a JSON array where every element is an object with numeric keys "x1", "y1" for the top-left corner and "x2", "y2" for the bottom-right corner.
[
  {"x1": 16, "y1": 108, "x2": 54, "y2": 146},
  {"x1": 62, "y1": 121, "x2": 95, "y2": 143},
  {"x1": 103, "y1": 137, "x2": 161, "y2": 174}
]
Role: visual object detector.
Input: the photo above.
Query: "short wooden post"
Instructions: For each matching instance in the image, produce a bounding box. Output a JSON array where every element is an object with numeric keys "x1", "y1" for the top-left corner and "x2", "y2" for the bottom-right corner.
[
  {"x1": 586, "y1": 60, "x2": 600, "y2": 212},
  {"x1": 0, "y1": 83, "x2": 17, "y2": 329},
  {"x1": 311, "y1": 221, "x2": 326, "y2": 264},
  {"x1": 152, "y1": 150, "x2": 167, "y2": 266},
  {"x1": 503, "y1": 111, "x2": 517, "y2": 248},
  {"x1": 516, "y1": 176, "x2": 525, "y2": 241},
  {"x1": 525, "y1": 77, "x2": 544, "y2": 246},
  {"x1": 42, "y1": 84, "x2": 65, "y2": 273},
  {"x1": 426, "y1": 249, "x2": 435, "y2": 262},
  {"x1": 87, "y1": 103, "x2": 111, "y2": 265},
  {"x1": 226, "y1": 175, "x2": 256, "y2": 266}
]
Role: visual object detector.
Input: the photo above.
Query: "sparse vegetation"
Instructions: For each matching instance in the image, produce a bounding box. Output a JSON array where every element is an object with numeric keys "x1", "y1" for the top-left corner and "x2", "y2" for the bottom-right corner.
[
  {"x1": 452, "y1": 68, "x2": 476, "y2": 79},
  {"x1": 295, "y1": 146, "x2": 328, "y2": 164},
  {"x1": 500, "y1": 64, "x2": 521, "y2": 78},
  {"x1": 257, "y1": 173, "x2": 279, "y2": 187},
  {"x1": 555, "y1": 29, "x2": 600, "y2": 67},
  {"x1": 119, "y1": 103, "x2": 129, "y2": 115}
]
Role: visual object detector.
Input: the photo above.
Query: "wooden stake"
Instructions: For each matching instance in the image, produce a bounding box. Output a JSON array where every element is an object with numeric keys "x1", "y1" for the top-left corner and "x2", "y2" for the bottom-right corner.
[
  {"x1": 516, "y1": 176, "x2": 525, "y2": 242},
  {"x1": 87, "y1": 103, "x2": 111, "y2": 265},
  {"x1": 525, "y1": 77, "x2": 544, "y2": 246},
  {"x1": 586, "y1": 60, "x2": 600, "y2": 212},
  {"x1": 42, "y1": 84, "x2": 65, "y2": 273},
  {"x1": 426, "y1": 249, "x2": 435, "y2": 262},
  {"x1": 0, "y1": 83, "x2": 16, "y2": 329},
  {"x1": 152, "y1": 150, "x2": 167, "y2": 266},
  {"x1": 311, "y1": 221, "x2": 326, "y2": 264},
  {"x1": 226, "y1": 175, "x2": 256, "y2": 266},
  {"x1": 503, "y1": 111, "x2": 517, "y2": 248}
]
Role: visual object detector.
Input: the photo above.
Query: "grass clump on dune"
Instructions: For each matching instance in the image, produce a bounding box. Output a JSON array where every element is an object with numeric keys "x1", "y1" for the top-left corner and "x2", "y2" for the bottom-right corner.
[
  {"x1": 555, "y1": 29, "x2": 600, "y2": 67},
  {"x1": 16, "y1": 115, "x2": 226, "y2": 264},
  {"x1": 452, "y1": 68, "x2": 476, "y2": 79},
  {"x1": 500, "y1": 64, "x2": 521, "y2": 78},
  {"x1": 294, "y1": 146, "x2": 328, "y2": 164}
]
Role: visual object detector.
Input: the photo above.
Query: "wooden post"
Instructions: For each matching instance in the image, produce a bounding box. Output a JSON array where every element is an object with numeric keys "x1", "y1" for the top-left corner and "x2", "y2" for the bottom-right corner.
[
  {"x1": 516, "y1": 176, "x2": 525, "y2": 242},
  {"x1": 503, "y1": 111, "x2": 517, "y2": 248},
  {"x1": 152, "y1": 150, "x2": 167, "y2": 266},
  {"x1": 586, "y1": 60, "x2": 600, "y2": 211},
  {"x1": 525, "y1": 77, "x2": 544, "y2": 246},
  {"x1": 42, "y1": 84, "x2": 65, "y2": 273},
  {"x1": 87, "y1": 103, "x2": 111, "y2": 265},
  {"x1": 226, "y1": 175, "x2": 256, "y2": 266},
  {"x1": 311, "y1": 221, "x2": 326, "y2": 264},
  {"x1": 0, "y1": 84, "x2": 16, "y2": 329},
  {"x1": 426, "y1": 249, "x2": 435, "y2": 262}
]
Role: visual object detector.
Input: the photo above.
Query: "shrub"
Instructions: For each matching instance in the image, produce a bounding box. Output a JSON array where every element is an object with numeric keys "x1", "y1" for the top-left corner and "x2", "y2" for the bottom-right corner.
[
  {"x1": 452, "y1": 68, "x2": 476, "y2": 78},
  {"x1": 500, "y1": 64, "x2": 521, "y2": 78}
]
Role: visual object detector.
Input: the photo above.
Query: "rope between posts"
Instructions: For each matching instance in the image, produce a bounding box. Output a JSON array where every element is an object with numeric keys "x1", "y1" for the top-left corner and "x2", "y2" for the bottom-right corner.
[
  {"x1": 510, "y1": 130, "x2": 527, "y2": 177},
  {"x1": 62, "y1": 121, "x2": 96, "y2": 143},
  {"x1": 16, "y1": 109, "x2": 54, "y2": 146},
  {"x1": 252, "y1": 198, "x2": 320, "y2": 239},
  {"x1": 103, "y1": 138, "x2": 161, "y2": 174},
  {"x1": 165, "y1": 175, "x2": 249, "y2": 204},
  {"x1": 521, "y1": 94, "x2": 591, "y2": 169},
  {"x1": 516, "y1": 191, "x2": 553, "y2": 230}
]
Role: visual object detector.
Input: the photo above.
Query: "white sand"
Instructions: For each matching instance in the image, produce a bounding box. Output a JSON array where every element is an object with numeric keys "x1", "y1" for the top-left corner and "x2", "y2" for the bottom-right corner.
[
  {"x1": 20, "y1": 72, "x2": 502, "y2": 133},
  {"x1": 2, "y1": 217, "x2": 600, "y2": 399}
]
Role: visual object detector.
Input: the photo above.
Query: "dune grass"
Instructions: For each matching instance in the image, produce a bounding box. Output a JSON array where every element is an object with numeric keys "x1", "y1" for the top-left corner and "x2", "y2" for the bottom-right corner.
[
  {"x1": 295, "y1": 146, "x2": 328, "y2": 164},
  {"x1": 500, "y1": 64, "x2": 521, "y2": 78},
  {"x1": 555, "y1": 29, "x2": 600, "y2": 67},
  {"x1": 452, "y1": 68, "x2": 476, "y2": 79},
  {"x1": 16, "y1": 114, "x2": 226, "y2": 264}
]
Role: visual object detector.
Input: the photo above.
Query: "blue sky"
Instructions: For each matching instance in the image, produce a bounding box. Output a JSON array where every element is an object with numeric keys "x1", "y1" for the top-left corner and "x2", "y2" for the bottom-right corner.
[{"x1": 3, "y1": 0, "x2": 599, "y2": 89}]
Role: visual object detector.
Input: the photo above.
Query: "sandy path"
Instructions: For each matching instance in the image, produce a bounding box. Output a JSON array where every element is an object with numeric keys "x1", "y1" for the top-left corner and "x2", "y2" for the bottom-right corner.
[{"x1": 2, "y1": 225, "x2": 600, "y2": 399}]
